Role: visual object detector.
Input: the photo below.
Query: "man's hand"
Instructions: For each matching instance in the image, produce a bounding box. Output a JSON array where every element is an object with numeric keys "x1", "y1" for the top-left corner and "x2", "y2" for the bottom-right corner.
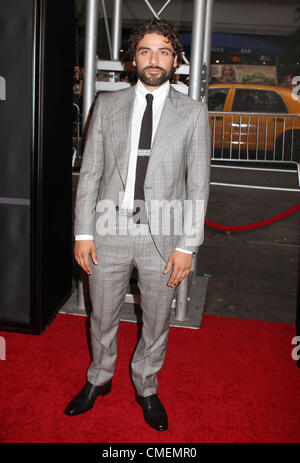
[
  {"x1": 74, "y1": 240, "x2": 98, "y2": 275},
  {"x1": 163, "y1": 250, "x2": 193, "y2": 287}
]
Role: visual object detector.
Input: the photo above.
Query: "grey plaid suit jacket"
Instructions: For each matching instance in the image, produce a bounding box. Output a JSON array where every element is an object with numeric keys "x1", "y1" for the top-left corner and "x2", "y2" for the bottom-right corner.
[{"x1": 75, "y1": 85, "x2": 211, "y2": 262}]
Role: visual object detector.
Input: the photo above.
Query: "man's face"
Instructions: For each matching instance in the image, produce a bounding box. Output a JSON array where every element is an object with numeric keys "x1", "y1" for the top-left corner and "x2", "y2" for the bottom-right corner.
[{"x1": 133, "y1": 32, "x2": 178, "y2": 90}]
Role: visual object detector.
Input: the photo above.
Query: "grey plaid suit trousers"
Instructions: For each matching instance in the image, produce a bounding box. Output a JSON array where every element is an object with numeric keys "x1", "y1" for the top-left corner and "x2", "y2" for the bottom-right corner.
[{"x1": 87, "y1": 230, "x2": 176, "y2": 397}]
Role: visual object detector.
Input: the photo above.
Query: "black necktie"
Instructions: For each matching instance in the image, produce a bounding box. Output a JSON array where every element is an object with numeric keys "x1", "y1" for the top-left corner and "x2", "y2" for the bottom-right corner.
[{"x1": 133, "y1": 93, "x2": 153, "y2": 224}]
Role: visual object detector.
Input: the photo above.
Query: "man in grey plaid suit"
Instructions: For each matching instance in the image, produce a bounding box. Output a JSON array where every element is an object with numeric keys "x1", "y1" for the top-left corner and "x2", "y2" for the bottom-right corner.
[{"x1": 65, "y1": 19, "x2": 211, "y2": 431}]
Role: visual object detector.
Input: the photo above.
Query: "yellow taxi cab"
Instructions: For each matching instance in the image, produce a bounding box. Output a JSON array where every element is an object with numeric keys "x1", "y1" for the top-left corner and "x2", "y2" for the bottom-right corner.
[{"x1": 208, "y1": 83, "x2": 300, "y2": 160}]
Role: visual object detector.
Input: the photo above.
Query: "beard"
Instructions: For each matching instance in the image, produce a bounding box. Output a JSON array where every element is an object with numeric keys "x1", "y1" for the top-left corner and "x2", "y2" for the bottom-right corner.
[{"x1": 137, "y1": 65, "x2": 174, "y2": 87}]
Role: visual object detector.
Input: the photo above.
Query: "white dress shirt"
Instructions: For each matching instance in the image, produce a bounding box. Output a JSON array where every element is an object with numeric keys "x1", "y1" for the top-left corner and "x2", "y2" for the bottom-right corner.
[
  {"x1": 76, "y1": 79, "x2": 192, "y2": 255},
  {"x1": 121, "y1": 79, "x2": 169, "y2": 213}
]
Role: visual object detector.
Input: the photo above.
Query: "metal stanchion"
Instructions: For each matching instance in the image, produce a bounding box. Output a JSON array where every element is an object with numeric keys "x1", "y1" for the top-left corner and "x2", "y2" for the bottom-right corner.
[
  {"x1": 82, "y1": 0, "x2": 99, "y2": 126},
  {"x1": 78, "y1": 0, "x2": 99, "y2": 312},
  {"x1": 174, "y1": 0, "x2": 208, "y2": 322},
  {"x1": 202, "y1": 0, "x2": 214, "y2": 103},
  {"x1": 189, "y1": 0, "x2": 207, "y2": 102},
  {"x1": 175, "y1": 276, "x2": 189, "y2": 322},
  {"x1": 112, "y1": 0, "x2": 122, "y2": 61}
]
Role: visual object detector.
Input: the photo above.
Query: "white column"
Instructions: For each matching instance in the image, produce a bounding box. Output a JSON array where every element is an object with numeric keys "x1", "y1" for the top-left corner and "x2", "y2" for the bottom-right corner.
[
  {"x1": 112, "y1": 0, "x2": 123, "y2": 61},
  {"x1": 83, "y1": 0, "x2": 99, "y2": 126},
  {"x1": 189, "y1": 0, "x2": 207, "y2": 101}
]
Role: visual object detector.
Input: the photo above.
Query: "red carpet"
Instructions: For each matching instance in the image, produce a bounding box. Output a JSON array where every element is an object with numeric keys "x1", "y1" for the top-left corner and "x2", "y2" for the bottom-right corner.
[{"x1": 0, "y1": 313, "x2": 299, "y2": 443}]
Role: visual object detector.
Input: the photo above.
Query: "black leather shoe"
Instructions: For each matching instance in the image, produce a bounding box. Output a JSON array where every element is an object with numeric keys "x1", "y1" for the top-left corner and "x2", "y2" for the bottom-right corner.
[
  {"x1": 136, "y1": 394, "x2": 168, "y2": 431},
  {"x1": 64, "y1": 380, "x2": 111, "y2": 416}
]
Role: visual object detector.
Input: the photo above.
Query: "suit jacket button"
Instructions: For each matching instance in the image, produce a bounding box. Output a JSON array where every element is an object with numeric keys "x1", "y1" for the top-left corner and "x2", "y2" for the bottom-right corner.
[{"x1": 116, "y1": 205, "x2": 119, "y2": 211}]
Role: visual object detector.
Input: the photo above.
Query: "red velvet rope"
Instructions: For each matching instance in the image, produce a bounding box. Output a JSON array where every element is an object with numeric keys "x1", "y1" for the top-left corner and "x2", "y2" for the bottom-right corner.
[{"x1": 205, "y1": 203, "x2": 300, "y2": 232}]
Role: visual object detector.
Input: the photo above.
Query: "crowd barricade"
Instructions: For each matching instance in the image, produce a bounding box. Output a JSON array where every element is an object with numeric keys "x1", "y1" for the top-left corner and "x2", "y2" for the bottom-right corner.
[{"x1": 209, "y1": 111, "x2": 300, "y2": 186}]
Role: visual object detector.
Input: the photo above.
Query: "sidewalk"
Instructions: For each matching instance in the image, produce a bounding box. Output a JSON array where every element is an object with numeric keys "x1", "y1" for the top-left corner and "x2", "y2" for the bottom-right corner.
[{"x1": 198, "y1": 165, "x2": 300, "y2": 323}]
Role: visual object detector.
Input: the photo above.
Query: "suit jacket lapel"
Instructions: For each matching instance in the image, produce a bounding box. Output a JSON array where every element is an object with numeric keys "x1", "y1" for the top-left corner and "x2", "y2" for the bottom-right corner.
[
  {"x1": 145, "y1": 86, "x2": 182, "y2": 182},
  {"x1": 109, "y1": 87, "x2": 135, "y2": 188}
]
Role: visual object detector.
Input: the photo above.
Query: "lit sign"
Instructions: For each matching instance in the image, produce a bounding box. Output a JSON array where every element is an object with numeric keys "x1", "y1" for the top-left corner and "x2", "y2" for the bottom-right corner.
[{"x1": 212, "y1": 47, "x2": 224, "y2": 53}]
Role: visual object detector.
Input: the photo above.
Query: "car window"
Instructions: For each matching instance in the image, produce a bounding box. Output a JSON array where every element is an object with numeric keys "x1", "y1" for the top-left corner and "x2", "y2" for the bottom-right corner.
[
  {"x1": 232, "y1": 89, "x2": 288, "y2": 113},
  {"x1": 208, "y1": 88, "x2": 229, "y2": 111}
]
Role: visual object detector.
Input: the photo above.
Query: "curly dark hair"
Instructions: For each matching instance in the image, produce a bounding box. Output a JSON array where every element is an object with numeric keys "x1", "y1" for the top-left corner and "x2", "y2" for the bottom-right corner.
[{"x1": 123, "y1": 19, "x2": 184, "y2": 72}]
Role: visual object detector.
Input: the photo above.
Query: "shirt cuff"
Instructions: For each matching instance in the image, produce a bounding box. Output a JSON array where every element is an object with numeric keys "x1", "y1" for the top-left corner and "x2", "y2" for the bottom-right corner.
[
  {"x1": 75, "y1": 235, "x2": 94, "y2": 241},
  {"x1": 175, "y1": 247, "x2": 193, "y2": 255},
  {"x1": 74, "y1": 241, "x2": 193, "y2": 254}
]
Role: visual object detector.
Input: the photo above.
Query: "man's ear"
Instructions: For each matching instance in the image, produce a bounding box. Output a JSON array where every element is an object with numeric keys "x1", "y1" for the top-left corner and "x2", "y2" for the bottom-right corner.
[
  {"x1": 173, "y1": 54, "x2": 178, "y2": 70},
  {"x1": 132, "y1": 56, "x2": 136, "y2": 67}
]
